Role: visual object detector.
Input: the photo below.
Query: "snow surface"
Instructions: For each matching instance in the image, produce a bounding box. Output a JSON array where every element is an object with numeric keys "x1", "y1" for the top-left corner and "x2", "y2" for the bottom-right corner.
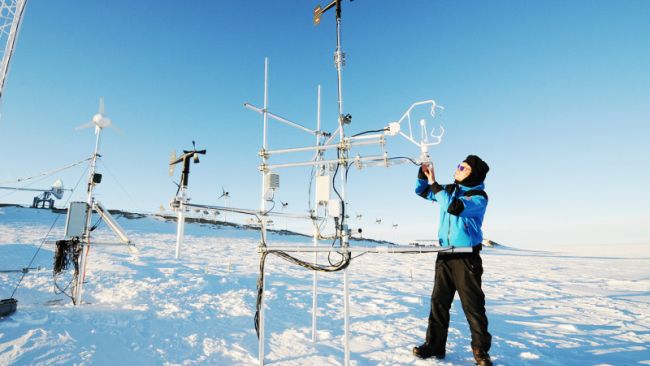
[{"x1": 1, "y1": 206, "x2": 649, "y2": 365}]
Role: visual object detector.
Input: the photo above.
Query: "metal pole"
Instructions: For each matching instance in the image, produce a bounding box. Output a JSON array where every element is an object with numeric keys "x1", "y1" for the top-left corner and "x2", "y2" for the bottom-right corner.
[
  {"x1": 332, "y1": 3, "x2": 351, "y2": 364},
  {"x1": 175, "y1": 187, "x2": 186, "y2": 259},
  {"x1": 244, "y1": 103, "x2": 320, "y2": 136},
  {"x1": 258, "y1": 245, "x2": 473, "y2": 254},
  {"x1": 264, "y1": 154, "x2": 385, "y2": 170},
  {"x1": 259, "y1": 57, "x2": 269, "y2": 366},
  {"x1": 224, "y1": 195, "x2": 228, "y2": 223},
  {"x1": 75, "y1": 127, "x2": 102, "y2": 305},
  {"x1": 312, "y1": 84, "x2": 322, "y2": 342},
  {"x1": 264, "y1": 138, "x2": 381, "y2": 156}
]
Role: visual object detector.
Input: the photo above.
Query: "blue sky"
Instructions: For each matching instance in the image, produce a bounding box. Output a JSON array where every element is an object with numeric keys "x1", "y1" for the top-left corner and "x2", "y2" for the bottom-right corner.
[{"x1": 1, "y1": 0, "x2": 648, "y2": 248}]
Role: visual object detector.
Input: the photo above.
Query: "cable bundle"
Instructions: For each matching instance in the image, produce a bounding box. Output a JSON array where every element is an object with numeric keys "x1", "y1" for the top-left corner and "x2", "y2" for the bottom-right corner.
[
  {"x1": 254, "y1": 247, "x2": 351, "y2": 338},
  {"x1": 53, "y1": 238, "x2": 81, "y2": 275}
]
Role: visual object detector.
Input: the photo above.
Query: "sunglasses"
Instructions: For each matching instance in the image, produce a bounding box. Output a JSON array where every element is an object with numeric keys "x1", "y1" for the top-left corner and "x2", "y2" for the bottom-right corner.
[{"x1": 456, "y1": 164, "x2": 471, "y2": 172}]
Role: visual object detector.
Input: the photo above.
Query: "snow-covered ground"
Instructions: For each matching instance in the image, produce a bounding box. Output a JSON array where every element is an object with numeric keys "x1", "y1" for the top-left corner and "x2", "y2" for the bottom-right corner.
[{"x1": 1, "y1": 206, "x2": 649, "y2": 365}]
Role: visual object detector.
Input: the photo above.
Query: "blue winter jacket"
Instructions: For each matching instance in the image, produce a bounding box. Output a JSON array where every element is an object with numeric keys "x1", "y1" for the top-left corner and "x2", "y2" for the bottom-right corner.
[{"x1": 415, "y1": 178, "x2": 487, "y2": 248}]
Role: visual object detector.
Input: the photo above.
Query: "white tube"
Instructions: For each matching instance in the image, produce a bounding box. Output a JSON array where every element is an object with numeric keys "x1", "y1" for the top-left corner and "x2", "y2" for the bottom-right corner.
[
  {"x1": 265, "y1": 154, "x2": 384, "y2": 170},
  {"x1": 260, "y1": 245, "x2": 473, "y2": 253},
  {"x1": 73, "y1": 243, "x2": 88, "y2": 305},
  {"x1": 312, "y1": 84, "x2": 322, "y2": 343},
  {"x1": 244, "y1": 103, "x2": 319, "y2": 136},
  {"x1": 265, "y1": 139, "x2": 381, "y2": 156},
  {"x1": 175, "y1": 198, "x2": 185, "y2": 259},
  {"x1": 259, "y1": 57, "x2": 269, "y2": 366}
]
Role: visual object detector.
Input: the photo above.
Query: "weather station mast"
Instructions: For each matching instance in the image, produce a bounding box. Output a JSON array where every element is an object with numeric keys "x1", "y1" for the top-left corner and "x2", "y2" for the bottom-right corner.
[
  {"x1": 246, "y1": 1, "x2": 449, "y2": 365},
  {"x1": 0, "y1": 0, "x2": 27, "y2": 104}
]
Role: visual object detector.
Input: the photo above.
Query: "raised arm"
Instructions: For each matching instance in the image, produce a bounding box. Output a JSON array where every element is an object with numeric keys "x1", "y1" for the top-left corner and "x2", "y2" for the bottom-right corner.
[{"x1": 415, "y1": 163, "x2": 438, "y2": 201}]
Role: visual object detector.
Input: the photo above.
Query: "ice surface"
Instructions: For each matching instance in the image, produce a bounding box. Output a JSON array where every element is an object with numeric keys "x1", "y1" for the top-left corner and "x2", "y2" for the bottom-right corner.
[{"x1": 1, "y1": 206, "x2": 649, "y2": 365}]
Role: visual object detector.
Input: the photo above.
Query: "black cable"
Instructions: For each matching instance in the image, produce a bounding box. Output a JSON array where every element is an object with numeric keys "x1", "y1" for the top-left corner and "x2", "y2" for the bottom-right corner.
[
  {"x1": 351, "y1": 252, "x2": 368, "y2": 260},
  {"x1": 89, "y1": 216, "x2": 103, "y2": 232},
  {"x1": 345, "y1": 156, "x2": 419, "y2": 178},
  {"x1": 263, "y1": 198, "x2": 276, "y2": 216},
  {"x1": 53, "y1": 276, "x2": 76, "y2": 303},
  {"x1": 254, "y1": 251, "x2": 268, "y2": 337},
  {"x1": 387, "y1": 156, "x2": 420, "y2": 166},
  {"x1": 253, "y1": 245, "x2": 465, "y2": 338},
  {"x1": 351, "y1": 128, "x2": 386, "y2": 137},
  {"x1": 52, "y1": 238, "x2": 82, "y2": 304},
  {"x1": 9, "y1": 165, "x2": 88, "y2": 299},
  {"x1": 173, "y1": 180, "x2": 182, "y2": 197},
  {"x1": 254, "y1": 248, "x2": 351, "y2": 338},
  {"x1": 332, "y1": 148, "x2": 346, "y2": 226}
]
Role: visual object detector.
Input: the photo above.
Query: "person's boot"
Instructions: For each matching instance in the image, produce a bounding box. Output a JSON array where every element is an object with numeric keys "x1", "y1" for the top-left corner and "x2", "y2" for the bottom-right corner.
[
  {"x1": 412, "y1": 344, "x2": 445, "y2": 359},
  {"x1": 472, "y1": 348, "x2": 493, "y2": 366}
]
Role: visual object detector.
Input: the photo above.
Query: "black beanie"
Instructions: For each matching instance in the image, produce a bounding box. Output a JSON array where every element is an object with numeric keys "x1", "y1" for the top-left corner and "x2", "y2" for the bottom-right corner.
[{"x1": 458, "y1": 155, "x2": 489, "y2": 187}]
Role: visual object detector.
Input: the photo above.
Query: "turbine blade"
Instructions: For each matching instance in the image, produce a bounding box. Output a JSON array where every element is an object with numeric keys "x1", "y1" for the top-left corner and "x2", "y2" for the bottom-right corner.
[
  {"x1": 107, "y1": 120, "x2": 124, "y2": 134},
  {"x1": 75, "y1": 121, "x2": 95, "y2": 130},
  {"x1": 99, "y1": 97, "x2": 105, "y2": 114},
  {"x1": 169, "y1": 151, "x2": 177, "y2": 176}
]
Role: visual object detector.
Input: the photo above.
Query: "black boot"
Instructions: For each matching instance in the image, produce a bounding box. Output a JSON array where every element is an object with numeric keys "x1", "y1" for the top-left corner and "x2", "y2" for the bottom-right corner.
[
  {"x1": 412, "y1": 344, "x2": 445, "y2": 360},
  {"x1": 472, "y1": 348, "x2": 493, "y2": 366}
]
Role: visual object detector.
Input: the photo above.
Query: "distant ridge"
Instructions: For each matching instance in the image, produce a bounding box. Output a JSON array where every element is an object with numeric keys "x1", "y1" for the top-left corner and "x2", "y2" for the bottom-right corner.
[{"x1": 0, "y1": 203, "x2": 399, "y2": 246}]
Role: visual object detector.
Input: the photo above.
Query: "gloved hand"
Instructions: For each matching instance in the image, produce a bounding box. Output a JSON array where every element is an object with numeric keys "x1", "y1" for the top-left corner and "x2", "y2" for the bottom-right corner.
[
  {"x1": 418, "y1": 164, "x2": 428, "y2": 180},
  {"x1": 419, "y1": 163, "x2": 436, "y2": 184}
]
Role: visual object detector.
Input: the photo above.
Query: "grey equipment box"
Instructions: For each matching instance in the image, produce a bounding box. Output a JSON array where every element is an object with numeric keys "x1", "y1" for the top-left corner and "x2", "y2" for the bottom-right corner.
[{"x1": 64, "y1": 201, "x2": 89, "y2": 238}]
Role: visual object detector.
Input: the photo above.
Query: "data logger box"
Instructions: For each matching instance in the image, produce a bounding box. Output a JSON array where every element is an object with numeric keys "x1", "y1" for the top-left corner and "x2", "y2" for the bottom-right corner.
[
  {"x1": 327, "y1": 199, "x2": 342, "y2": 218},
  {"x1": 64, "y1": 201, "x2": 89, "y2": 238},
  {"x1": 264, "y1": 172, "x2": 280, "y2": 200},
  {"x1": 315, "y1": 175, "x2": 330, "y2": 204}
]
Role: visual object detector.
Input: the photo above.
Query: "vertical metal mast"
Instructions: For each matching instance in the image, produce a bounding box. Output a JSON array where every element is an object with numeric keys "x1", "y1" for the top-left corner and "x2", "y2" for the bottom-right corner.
[
  {"x1": 258, "y1": 57, "x2": 269, "y2": 366},
  {"x1": 74, "y1": 125, "x2": 102, "y2": 305},
  {"x1": 332, "y1": 2, "x2": 352, "y2": 365},
  {"x1": 0, "y1": 0, "x2": 26, "y2": 103},
  {"x1": 315, "y1": 1, "x2": 351, "y2": 363},
  {"x1": 311, "y1": 85, "x2": 322, "y2": 342}
]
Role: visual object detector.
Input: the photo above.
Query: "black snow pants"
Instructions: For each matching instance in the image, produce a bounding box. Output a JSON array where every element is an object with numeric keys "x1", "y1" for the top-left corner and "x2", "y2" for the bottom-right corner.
[{"x1": 425, "y1": 249, "x2": 492, "y2": 354}]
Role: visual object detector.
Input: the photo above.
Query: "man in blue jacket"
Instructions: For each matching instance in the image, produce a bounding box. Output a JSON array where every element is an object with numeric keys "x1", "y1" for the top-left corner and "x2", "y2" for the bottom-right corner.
[{"x1": 412, "y1": 155, "x2": 493, "y2": 366}]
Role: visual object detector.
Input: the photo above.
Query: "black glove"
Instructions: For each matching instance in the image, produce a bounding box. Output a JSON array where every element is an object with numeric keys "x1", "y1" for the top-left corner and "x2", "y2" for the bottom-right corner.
[{"x1": 418, "y1": 165, "x2": 428, "y2": 180}]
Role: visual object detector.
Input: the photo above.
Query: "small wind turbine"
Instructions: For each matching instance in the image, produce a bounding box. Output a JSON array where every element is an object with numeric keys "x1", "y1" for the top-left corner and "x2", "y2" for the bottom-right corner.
[
  {"x1": 68, "y1": 97, "x2": 134, "y2": 305},
  {"x1": 218, "y1": 187, "x2": 230, "y2": 223},
  {"x1": 375, "y1": 218, "x2": 382, "y2": 225},
  {"x1": 76, "y1": 97, "x2": 120, "y2": 134},
  {"x1": 280, "y1": 200, "x2": 289, "y2": 230},
  {"x1": 392, "y1": 223, "x2": 399, "y2": 229},
  {"x1": 356, "y1": 214, "x2": 362, "y2": 220},
  {"x1": 76, "y1": 97, "x2": 121, "y2": 202}
]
